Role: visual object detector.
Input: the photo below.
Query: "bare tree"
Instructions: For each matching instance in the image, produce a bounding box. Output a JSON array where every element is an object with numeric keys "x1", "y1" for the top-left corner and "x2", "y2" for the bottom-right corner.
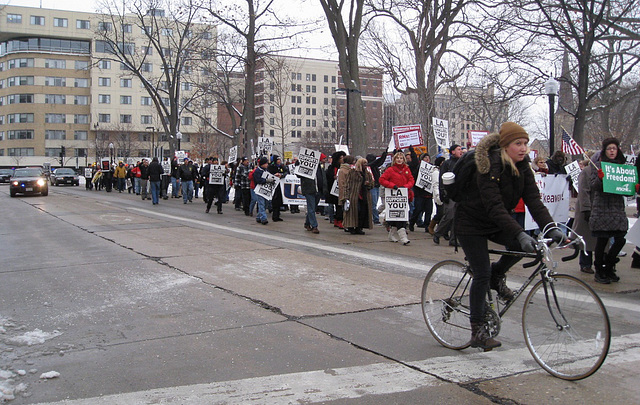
[
  {"x1": 96, "y1": 0, "x2": 213, "y2": 157},
  {"x1": 319, "y1": 0, "x2": 369, "y2": 155}
]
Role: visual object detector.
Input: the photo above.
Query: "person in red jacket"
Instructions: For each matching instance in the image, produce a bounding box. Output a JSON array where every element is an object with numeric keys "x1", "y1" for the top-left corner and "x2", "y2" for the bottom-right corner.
[{"x1": 380, "y1": 152, "x2": 414, "y2": 245}]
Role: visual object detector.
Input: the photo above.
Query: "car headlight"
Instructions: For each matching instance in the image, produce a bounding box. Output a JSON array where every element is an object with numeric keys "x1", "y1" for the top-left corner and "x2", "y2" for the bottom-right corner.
[
  {"x1": 12, "y1": 181, "x2": 18, "y2": 186},
  {"x1": 37, "y1": 179, "x2": 46, "y2": 186}
]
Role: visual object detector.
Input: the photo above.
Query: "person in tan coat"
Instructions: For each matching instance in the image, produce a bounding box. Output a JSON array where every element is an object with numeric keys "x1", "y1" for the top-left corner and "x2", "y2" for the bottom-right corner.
[{"x1": 340, "y1": 158, "x2": 374, "y2": 234}]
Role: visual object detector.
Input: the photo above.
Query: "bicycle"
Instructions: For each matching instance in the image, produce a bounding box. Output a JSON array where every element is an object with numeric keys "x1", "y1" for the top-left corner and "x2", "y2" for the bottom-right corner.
[{"x1": 420, "y1": 224, "x2": 610, "y2": 380}]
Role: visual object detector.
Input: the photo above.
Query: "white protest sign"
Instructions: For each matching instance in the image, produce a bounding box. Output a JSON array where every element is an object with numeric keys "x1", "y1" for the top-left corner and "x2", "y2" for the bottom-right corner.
[
  {"x1": 625, "y1": 153, "x2": 637, "y2": 166},
  {"x1": 432, "y1": 118, "x2": 450, "y2": 150},
  {"x1": 416, "y1": 161, "x2": 436, "y2": 193},
  {"x1": 335, "y1": 144, "x2": 349, "y2": 154},
  {"x1": 384, "y1": 187, "x2": 409, "y2": 222},
  {"x1": 175, "y1": 150, "x2": 187, "y2": 160},
  {"x1": 524, "y1": 174, "x2": 570, "y2": 230},
  {"x1": 161, "y1": 159, "x2": 171, "y2": 174},
  {"x1": 258, "y1": 137, "x2": 273, "y2": 154},
  {"x1": 208, "y1": 164, "x2": 225, "y2": 185},
  {"x1": 564, "y1": 161, "x2": 581, "y2": 193},
  {"x1": 229, "y1": 146, "x2": 238, "y2": 163},
  {"x1": 392, "y1": 125, "x2": 422, "y2": 149},
  {"x1": 295, "y1": 147, "x2": 320, "y2": 179},
  {"x1": 254, "y1": 171, "x2": 279, "y2": 200},
  {"x1": 280, "y1": 175, "x2": 306, "y2": 205},
  {"x1": 330, "y1": 169, "x2": 340, "y2": 197},
  {"x1": 84, "y1": 168, "x2": 93, "y2": 178},
  {"x1": 469, "y1": 130, "x2": 489, "y2": 147}
]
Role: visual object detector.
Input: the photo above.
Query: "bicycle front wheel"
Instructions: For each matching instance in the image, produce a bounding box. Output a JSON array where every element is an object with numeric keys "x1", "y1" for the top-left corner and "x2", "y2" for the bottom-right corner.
[
  {"x1": 522, "y1": 274, "x2": 610, "y2": 380},
  {"x1": 421, "y1": 260, "x2": 472, "y2": 349}
]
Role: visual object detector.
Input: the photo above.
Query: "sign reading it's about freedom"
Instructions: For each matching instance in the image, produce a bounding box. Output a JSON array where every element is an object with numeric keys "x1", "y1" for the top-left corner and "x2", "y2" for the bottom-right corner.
[{"x1": 601, "y1": 162, "x2": 638, "y2": 196}]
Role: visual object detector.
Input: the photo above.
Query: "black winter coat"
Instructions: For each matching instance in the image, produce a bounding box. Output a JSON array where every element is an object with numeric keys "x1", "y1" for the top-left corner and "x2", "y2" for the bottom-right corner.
[
  {"x1": 588, "y1": 156, "x2": 628, "y2": 236},
  {"x1": 455, "y1": 133, "x2": 554, "y2": 238}
]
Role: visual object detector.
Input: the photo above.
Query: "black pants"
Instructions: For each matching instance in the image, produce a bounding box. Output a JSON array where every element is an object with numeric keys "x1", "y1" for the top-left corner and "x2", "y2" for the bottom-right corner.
[
  {"x1": 272, "y1": 185, "x2": 283, "y2": 219},
  {"x1": 242, "y1": 189, "x2": 251, "y2": 215},
  {"x1": 410, "y1": 196, "x2": 433, "y2": 228},
  {"x1": 594, "y1": 235, "x2": 626, "y2": 269},
  {"x1": 457, "y1": 232, "x2": 522, "y2": 324}
]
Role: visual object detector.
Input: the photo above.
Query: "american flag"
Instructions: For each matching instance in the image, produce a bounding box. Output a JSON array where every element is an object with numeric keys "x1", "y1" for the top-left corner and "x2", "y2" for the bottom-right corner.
[{"x1": 561, "y1": 129, "x2": 585, "y2": 156}]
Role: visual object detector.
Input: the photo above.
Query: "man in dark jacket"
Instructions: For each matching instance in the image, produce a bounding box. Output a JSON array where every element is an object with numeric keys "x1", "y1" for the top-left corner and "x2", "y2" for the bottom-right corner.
[
  {"x1": 178, "y1": 158, "x2": 196, "y2": 203},
  {"x1": 170, "y1": 157, "x2": 181, "y2": 198},
  {"x1": 297, "y1": 154, "x2": 326, "y2": 233},
  {"x1": 366, "y1": 150, "x2": 388, "y2": 225},
  {"x1": 434, "y1": 144, "x2": 463, "y2": 245},
  {"x1": 139, "y1": 159, "x2": 150, "y2": 200},
  {"x1": 148, "y1": 157, "x2": 163, "y2": 205}
]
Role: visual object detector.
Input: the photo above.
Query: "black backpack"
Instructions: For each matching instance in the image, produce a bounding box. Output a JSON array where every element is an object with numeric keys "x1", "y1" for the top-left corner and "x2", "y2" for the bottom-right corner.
[{"x1": 443, "y1": 150, "x2": 477, "y2": 203}]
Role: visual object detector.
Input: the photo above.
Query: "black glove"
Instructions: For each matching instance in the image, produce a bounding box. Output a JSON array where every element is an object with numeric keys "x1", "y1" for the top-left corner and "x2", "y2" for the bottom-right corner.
[
  {"x1": 547, "y1": 228, "x2": 567, "y2": 245},
  {"x1": 393, "y1": 185, "x2": 399, "y2": 190},
  {"x1": 516, "y1": 232, "x2": 537, "y2": 253},
  {"x1": 583, "y1": 211, "x2": 590, "y2": 221}
]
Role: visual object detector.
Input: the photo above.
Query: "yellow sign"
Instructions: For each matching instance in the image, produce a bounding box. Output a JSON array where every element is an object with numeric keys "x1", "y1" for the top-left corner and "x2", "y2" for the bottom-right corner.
[{"x1": 284, "y1": 151, "x2": 293, "y2": 160}]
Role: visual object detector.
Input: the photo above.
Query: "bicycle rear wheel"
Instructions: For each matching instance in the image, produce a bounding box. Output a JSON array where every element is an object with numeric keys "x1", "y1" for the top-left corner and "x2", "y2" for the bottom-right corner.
[
  {"x1": 522, "y1": 274, "x2": 610, "y2": 380},
  {"x1": 421, "y1": 260, "x2": 472, "y2": 349}
]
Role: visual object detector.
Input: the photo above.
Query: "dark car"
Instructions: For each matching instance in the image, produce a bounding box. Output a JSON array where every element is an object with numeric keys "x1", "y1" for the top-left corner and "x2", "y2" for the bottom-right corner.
[
  {"x1": 0, "y1": 169, "x2": 14, "y2": 183},
  {"x1": 50, "y1": 168, "x2": 79, "y2": 186},
  {"x1": 10, "y1": 168, "x2": 48, "y2": 197}
]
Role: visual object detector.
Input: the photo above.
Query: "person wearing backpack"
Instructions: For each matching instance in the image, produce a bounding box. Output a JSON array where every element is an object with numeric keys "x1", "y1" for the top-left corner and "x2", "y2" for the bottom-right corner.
[
  {"x1": 433, "y1": 144, "x2": 463, "y2": 245},
  {"x1": 454, "y1": 122, "x2": 565, "y2": 350}
]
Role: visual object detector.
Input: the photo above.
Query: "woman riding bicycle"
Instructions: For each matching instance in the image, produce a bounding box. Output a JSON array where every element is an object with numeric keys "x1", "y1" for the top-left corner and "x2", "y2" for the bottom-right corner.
[{"x1": 454, "y1": 122, "x2": 565, "y2": 350}]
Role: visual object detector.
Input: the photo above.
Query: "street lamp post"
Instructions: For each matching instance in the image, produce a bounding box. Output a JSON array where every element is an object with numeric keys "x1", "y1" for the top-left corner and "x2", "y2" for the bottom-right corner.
[
  {"x1": 335, "y1": 87, "x2": 362, "y2": 149},
  {"x1": 93, "y1": 123, "x2": 99, "y2": 163},
  {"x1": 109, "y1": 142, "x2": 114, "y2": 165},
  {"x1": 146, "y1": 126, "x2": 156, "y2": 158},
  {"x1": 176, "y1": 131, "x2": 182, "y2": 151},
  {"x1": 544, "y1": 76, "x2": 560, "y2": 156}
]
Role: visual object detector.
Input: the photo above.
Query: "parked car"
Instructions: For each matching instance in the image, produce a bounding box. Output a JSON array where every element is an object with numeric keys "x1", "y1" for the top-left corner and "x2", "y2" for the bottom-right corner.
[
  {"x1": 10, "y1": 168, "x2": 48, "y2": 197},
  {"x1": 50, "y1": 168, "x2": 80, "y2": 186},
  {"x1": 0, "y1": 169, "x2": 14, "y2": 183}
]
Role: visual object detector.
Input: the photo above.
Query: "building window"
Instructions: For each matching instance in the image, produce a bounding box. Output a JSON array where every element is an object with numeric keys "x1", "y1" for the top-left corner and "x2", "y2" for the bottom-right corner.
[
  {"x1": 161, "y1": 28, "x2": 173, "y2": 36},
  {"x1": 141, "y1": 96, "x2": 152, "y2": 106},
  {"x1": 8, "y1": 130, "x2": 34, "y2": 140},
  {"x1": 141, "y1": 115, "x2": 152, "y2": 125},
  {"x1": 8, "y1": 113, "x2": 34, "y2": 123},
  {"x1": 74, "y1": 78, "x2": 89, "y2": 88},
  {"x1": 98, "y1": 77, "x2": 110, "y2": 87},
  {"x1": 8, "y1": 94, "x2": 33, "y2": 104},
  {"x1": 74, "y1": 95, "x2": 89, "y2": 105},
  {"x1": 269, "y1": 118, "x2": 275, "y2": 125},
  {"x1": 9, "y1": 148, "x2": 35, "y2": 156},
  {"x1": 45, "y1": 94, "x2": 66, "y2": 104},
  {"x1": 45, "y1": 113, "x2": 66, "y2": 123},
  {"x1": 182, "y1": 82, "x2": 192, "y2": 91},
  {"x1": 181, "y1": 116, "x2": 192, "y2": 125},
  {"x1": 7, "y1": 14, "x2": 22, "y2": 24},
  {"x1": 141, "y1": 63, "x2": 152, "y2": 72},
  {"x1": 9, "y1": 58, "x2": 34, "y2": 69},
  {"x1": 122, "y1": 24, "x2": 132, "y2": 33},
  {"x1": 74, "y1": 131, "x2": 88, "y2": 140},
  {"x1": 120, "y1": 114, "x2": 132, "y2": 124},
  {"x1": 74, "y1": 148, "x2": 87, "y2": 157},
  {"x1": 98, "y1": 60, "x2": 111, "y2": 69},
  {"x1": 98, "y1": 21, "x2": 112, "y2": 31},
  {"x1": 45, "y1": 77, "x2": 66, "y2": 86},
  {"x1": 120, "y1": 95, "x2": 132, "y2": 105},
  {"x1": 45, "y1": 130, "x2": 66, "y2": 139},
  {"x1": 30, "y1": 16, "x2": 45, "y2": 26},
  {"x1": 45, "y1": 59, "x2": 66, "y2": 69},
  {"x1": 76, "y1": 19, "x2": 90, "y2": 29},
  {"x1": 8, "y1": 76, "x2": 34, "y2": 86},
  {"x1": 74, "y1": 114, "x2": 89, "y2": 124},
  {"x1": 53, "y1": 18, "x2": 68, "y2": 27},
  {"x1": 98, "y1": 114, "x2": 111, "y2": 123},
  {"x1": 142, "y1": 46, "x2": 153, "y2": 56},
  {"x1": 98, "y1": 94, "x2": 110, "y2": 104},
  {"x1": 95, "y1": 41, "x2": 114, "y2": 54}
]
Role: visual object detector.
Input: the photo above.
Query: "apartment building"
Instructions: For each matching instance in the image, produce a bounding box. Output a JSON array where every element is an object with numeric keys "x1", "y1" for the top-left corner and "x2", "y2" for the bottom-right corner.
[
  {"x1": 254, "y1": 56, "x2": 384, "y2": 156},
  {"x1": 0, "y1": 5, "x2": 214, "y2": 167}
]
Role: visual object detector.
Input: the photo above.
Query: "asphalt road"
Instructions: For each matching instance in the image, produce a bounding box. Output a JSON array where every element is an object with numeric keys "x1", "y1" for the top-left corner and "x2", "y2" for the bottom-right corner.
[{"x1": 1, "y1": 184, "x2": 639, "y2": 404}]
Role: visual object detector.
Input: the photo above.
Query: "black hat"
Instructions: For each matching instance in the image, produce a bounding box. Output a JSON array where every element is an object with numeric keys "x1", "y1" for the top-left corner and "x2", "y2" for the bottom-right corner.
[
  {"x1": 259, "y1": 156, "x2": 269, "y2": 166},
  {"x1": 449, "y1": 144, "x2": 461, "y2": 153}
]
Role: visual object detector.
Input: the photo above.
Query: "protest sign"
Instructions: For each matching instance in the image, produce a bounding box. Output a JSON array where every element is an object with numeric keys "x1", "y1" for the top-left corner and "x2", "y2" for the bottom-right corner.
[
  {"x1": 208, "y1": 164, "x2": 225, "y2": 185},
  {"x1": 257, "y1": 137, "x2": 273, "y2": 155},
  {"x1": 432, "y1": 118, "x2": 450, "y2": 150},
  {"x1": 295, "y1": 147, "x2": 320, "y2": 179},
  {"x1": 564, "y1": 161, "x2": 581, "y2": 193},
  {"x1": 416, "y1": 161, "x2": 436, "y2": 193},
  {"x1": 625, "y1": 153, "x2": 637, "y2": 166},
  {"x1": 525, "y1": 174, "x2": 570, "y2": 230},
  {"x1": 335, "y1": 144, "x2": 349, "y2": 154},
  {"x1": 161, "y1": 159, "x2": 171, "y2": 174},
  {"x1": 254, "y1": 171, "x2": 279, "y2": 200},
  {"x1": 280, "y1": 175, "x2": 306, "y2": 205},
  {"x1": 469, "y1": 130, "x2": 488, "y2": 147},
  {"x1": 228, "y1": 146, "x2": 237, "y2": 163},
  {"x1": 392, "y1": 125, "x2": 422, "y2": 149},
  {"x1": 84, "y1": 167, "x2": 93, "y2": 178},
  {"x1": 330, "y1": 169, "x2": 340, "y2": 197},
  {"x1": 175, "y1": 150, "x2": 187, "y2": 160},
  {"x1": 601, "y1": 162, "x2": 638, "y2": 196},
  {"x1": 384, "y1": 187, "x2": 409, "y2": 222}
]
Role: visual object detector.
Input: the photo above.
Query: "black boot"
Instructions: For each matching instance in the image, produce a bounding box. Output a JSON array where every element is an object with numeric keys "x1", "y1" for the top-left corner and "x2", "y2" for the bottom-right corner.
[
  {"x1": 490, "y1": 263, "x2": 514, "y2": 302},
  {"x1": 632, "y1": 252, "x2": 640, "y2": 269},
  {"x1": 470, "y1": 322, "x2": 501, "y2": 350},
  {"x1": 604, "y1": 256, "x2": 620, "y2": 282},
  {"x1": 594, "y1": 264, "x2": 611, "y2": 284}
]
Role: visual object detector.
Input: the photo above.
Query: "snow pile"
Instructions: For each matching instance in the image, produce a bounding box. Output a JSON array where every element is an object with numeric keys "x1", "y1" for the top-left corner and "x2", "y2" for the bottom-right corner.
[
  {"x1": 7, "y1": 329, "x2": 62, "y2": 346},
  {"x1": 0, "y1": 370, "x2": 28, "y2": 402},
  {"x1": 39, "y1": 371, "x2": 60, "y2": 380}
]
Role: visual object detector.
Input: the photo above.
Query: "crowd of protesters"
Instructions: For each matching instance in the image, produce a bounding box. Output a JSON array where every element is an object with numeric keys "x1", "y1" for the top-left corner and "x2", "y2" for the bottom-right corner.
[{"x1": 77, "y1": 124, "x2": 640, "y2": 284}]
